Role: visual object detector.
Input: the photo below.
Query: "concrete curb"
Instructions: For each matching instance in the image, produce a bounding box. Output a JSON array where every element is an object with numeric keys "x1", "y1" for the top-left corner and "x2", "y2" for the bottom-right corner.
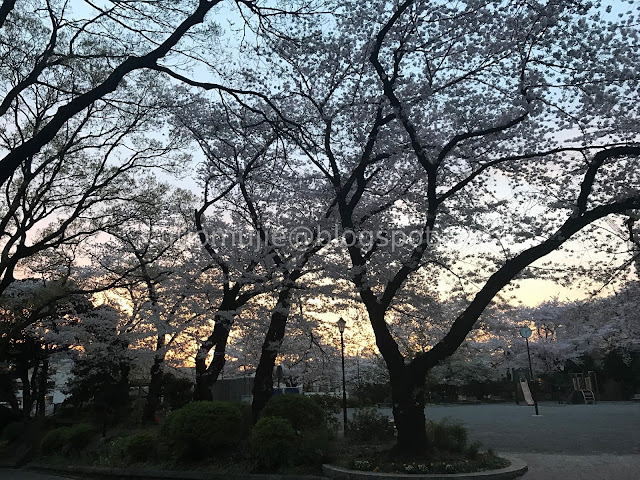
[
  {"x1": 322, "y1": 455, "x2": 527, "y2": 480},
  {"x1": 27, "y1": 462, "x2": 327, "y2": 480}
]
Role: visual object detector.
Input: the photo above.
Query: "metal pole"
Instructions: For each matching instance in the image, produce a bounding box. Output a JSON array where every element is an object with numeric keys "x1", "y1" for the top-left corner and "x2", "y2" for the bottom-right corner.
[
  {"x1": 340, "y1": 331, "x2": 347, "y2": 429},
  {"x1": 525, "y1": 337, "x2": 540, "y2": 416}
]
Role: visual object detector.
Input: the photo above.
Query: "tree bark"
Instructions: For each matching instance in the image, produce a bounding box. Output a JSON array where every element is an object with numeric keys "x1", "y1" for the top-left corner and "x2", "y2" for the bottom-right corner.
[
  {"x1": 142, "y1": 353, "x2": 164, "y2": 423},
  {"x1": 194, "y1": 311, "x2": 233, "y2": 401},
  {"x1": 114, "y1": 362, "x2": 131, "y2": 425},
  {"x1": 389, "y1": 366, "x2": 429, "y2": 454},
  {"x1": 251, "y1": 286, "x2": 293, "y2": 422},
  {"x1": 36, "y1": 357, "x2": 48, "y2": 416},
  {"x1": 20, "y1": 367, "x2": 32, "y2": 420}
]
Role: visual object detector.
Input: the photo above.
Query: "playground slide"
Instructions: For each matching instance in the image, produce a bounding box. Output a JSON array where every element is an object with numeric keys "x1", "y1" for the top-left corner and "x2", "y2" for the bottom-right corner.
[{"x1": 520, "y1": 378, "x2": 534, "y2": 406}]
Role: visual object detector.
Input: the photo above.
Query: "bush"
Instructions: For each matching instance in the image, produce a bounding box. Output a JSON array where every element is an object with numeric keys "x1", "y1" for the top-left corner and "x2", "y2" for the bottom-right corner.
[
  {"x1": 40, "y1": 423, "x2": 96, "y2": 455},
  {"x1": 41, "y1": 427, "x2": 66, "y2": 455},
  {"x1": 0, "y1": 406, "x2": 21, "y2": 435},
  {"x1": 123, "y1": 432, "x2": 156, "y2": 463},
  {"x1": 466, "y1": 440, "x2": 482, "y2": 460},
  {"x1": 297, "y1": 427, "x2": 334, "y2": 466},
  {"x1": 346, "y1": 408, "x2": 395, "y2": 442},
  {"x1": 232, "y1": 401, "x2": 254, "y2": 435},
  {"x1": 308, "y1": 394, "x2": 341, "y2": 414},
  {"x1": 162, "y1": 401, "x2": 243, "y2": 459},
  {"x1": 261, "y1": 394, "x2": 325, "y2": 432},
  {"x1": 162, "y1": 373, "x2": 193, "y2": 411},
  {"x1": 1, "y1": 421, "x2": 25, "y2": 444},
  {"x1": 427, "y1": 418, "x2": 468, "y2": 453},
  {"x1": 351, "y1": 382, "x2": 392, "y2": 406},
  {"x1": 65, "y1": 423, "x2": 96, "y2": 450},
  {"x1": 250, "y1": 416, "x2": 299, "y2": 470}
]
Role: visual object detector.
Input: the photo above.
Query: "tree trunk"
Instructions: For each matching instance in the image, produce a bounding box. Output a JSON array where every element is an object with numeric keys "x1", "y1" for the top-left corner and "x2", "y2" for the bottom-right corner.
[
  {"x1": 389, "y1": 366, "x2": 429, "y2": 455},
  {"x1": 115, "y1": 362, "x2": 131, "y2": 424},
  {"x1": 142, "y1": 354, "x2": 164, "y2": 423},
  {"x1": 36, "y1": 357, "x2": 48, "y2": 416},
  {"x1": 363, "y1": 306, "x2": 431, "y2": 453},
  {"x1": 20, "y1": 365, "x2": 35, "y2": 420},
  {"x1": 193, "y1": 360, "x2": 215, "y2": 401},
  {"x1": 251, "y1": 286, "x2": 292, "y2": 422},
  {"x1": 194, "y1": 314, "x2": 232, "y2": 401}
]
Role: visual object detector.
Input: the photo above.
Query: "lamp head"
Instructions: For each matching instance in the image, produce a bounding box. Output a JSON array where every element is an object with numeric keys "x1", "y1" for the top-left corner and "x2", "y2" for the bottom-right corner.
[{"x1": 337, "y1": 317, "x2": 346, "y2": 334}]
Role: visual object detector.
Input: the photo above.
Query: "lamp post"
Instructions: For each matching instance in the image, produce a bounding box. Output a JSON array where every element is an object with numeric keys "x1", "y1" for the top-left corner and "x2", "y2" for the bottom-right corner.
[
  {"x1": 520, "y1": 326, "x2": 540, "y2": 416},
  {"x1": 337, "y1": 317, "x2": 347, "y2": 430}
]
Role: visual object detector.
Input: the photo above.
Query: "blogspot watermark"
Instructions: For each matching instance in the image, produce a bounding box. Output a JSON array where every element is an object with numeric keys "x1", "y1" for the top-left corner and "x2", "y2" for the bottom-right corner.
[{"x1": 192, "y1": 225, "x2": 439, "y2": 252}]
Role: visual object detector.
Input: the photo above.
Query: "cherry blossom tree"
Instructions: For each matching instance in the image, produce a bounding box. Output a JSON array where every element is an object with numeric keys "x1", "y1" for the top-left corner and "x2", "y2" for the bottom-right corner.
[
  {"x1": 0, "y1": 0, "x2": 325, "y2": 301},
  {"x1": 251, "y1": 0, "x2": 640, "y2": 451},
  {"x1": 170, "y1": 94, "x2": 339, "y2": 412},
  {"x1": 0, "y1": 278, "x2": 93, "y2": 418},
  {"x1": 64, "y1": 304, "x2": 132, "y2": 428},
  {"x1": 92, "y1": 179, "x2": 212, "y2": 422}
]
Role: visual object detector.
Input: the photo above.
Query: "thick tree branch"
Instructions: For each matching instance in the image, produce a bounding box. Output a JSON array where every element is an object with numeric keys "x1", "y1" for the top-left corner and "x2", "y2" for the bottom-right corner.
[
  {"x1": 411, "y1": 193, "x2": 640, "y2": 375},
  {"x1": 0, "y1": 0, "x2": 220, "y2": 187}
]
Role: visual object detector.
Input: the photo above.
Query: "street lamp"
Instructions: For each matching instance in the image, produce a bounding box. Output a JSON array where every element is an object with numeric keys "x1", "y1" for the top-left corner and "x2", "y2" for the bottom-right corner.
[
  {"x1": 520, "y1": 326, "x2": 540, "y2": 416},
  {"x1": 337, "y1": 317, "x2": 347, "y2": 430}
]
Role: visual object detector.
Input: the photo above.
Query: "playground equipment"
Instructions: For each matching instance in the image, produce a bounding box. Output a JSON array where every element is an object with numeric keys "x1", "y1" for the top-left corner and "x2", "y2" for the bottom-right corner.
[
  {"x1": 519, "y1": 378, "x2": 535, "y2": 406},
  {"x1": 566, "y1": 371, "x2": 598, "y2": 404}
]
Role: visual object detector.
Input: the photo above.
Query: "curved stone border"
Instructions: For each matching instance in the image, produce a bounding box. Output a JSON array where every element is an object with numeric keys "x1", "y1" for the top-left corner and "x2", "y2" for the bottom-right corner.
[
  {"x1": 322, "y1": 455, "x2": 527, "y2": 480},
  {"x1": 27, "y1": 462, "x2": 326, "y2": 480}
]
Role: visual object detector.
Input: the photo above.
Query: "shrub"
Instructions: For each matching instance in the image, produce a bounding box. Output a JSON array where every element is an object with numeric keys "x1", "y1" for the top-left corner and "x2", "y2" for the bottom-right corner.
[
  {"x1": 65, "y1": 423, "x2": 96, "y2": 450},
  {"x1": 41, "y1": 427, "x2": 67, "y2": 455},
  {"x1": 162, "y1": 401, "x2": 243, "y2": 459},
  {"x1": 40, "y1": 423, "x2": 95, "y2": 455},
  {"x1": 123, "y1": 432, "x2": 156, "y2": 463},
  {"x1": 297, "y1": 427, "x2": 334, "y2": 466},
  {"x1": 103, "y1": 436, "x2": 128, "y2": 466},
  {"x1": 162, "y1": 373, "x2": 193, "y2": 411},
  {"x1": 466, "y1": 440, "x2": 482, "y2": 460},
  {"x1": 232, "y1": 401, "x2": 253, "y2": 436},
  {"x1": 261, "y1": 394, "x2": 325, "y2": 432},
  {"x1": 308, "y1": 394, "x2": 341, "y2": 414},
  {"x1": 346, "y1": 408, "x2": 395, "y2": 442},
  {"x1": 427, "y1": 418, "x2": 468, "y2": 453},
  {"x1": 0, "y1": 406, "x2": 21, "y2": 434},
  {"x1": 351, "y1": 382, "x2": 392, "y2": 407},
  {"x1": 1, "y1": 421, "x2": 25, "y2": 444},
  {"x1": 250, "y1": 416, "x2": 299, "y2": 470}
]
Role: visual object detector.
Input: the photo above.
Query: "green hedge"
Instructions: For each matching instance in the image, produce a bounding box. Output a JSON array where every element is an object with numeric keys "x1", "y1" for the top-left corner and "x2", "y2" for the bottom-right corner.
[
  {"x1": 1, "y1": 421, "x2": 25, "y2": 444},
  {"x1": 123, "y1": 432, "x2": 156, "y2": 463},
  {"x1": 162, "y1": 401, "x2": 243, "y2": 459},
  {"x1": 255, "y1": 395, "x2": 335, "y2": 470},
  {"x1": 261, "y1": 394, "x2": 325, "y2": 432},
  {"x1": 40, "y1": 423, "x2": 96, "y2": 455},
  {"x1": 250, "y1": 416, "x2": 299, "y2": 470},
  {"x1": 346, "y1": 408, "x2": 395, "y2": 442},
  {"x1": 427, "y1": 418, "x2": 468, "y2": 453}
]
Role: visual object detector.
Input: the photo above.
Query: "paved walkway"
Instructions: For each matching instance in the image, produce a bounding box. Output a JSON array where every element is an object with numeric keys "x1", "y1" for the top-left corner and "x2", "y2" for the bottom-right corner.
[
  {"x1": 516, "y1": 453, "x2": 640, "y2": 480},
  {"x1": 0, "y1": 469, "x2": 71, "y2": 479},
  {"x1": 376, "y1": 402, "x2": 640, "y2": 478},
  {"x1": 421, "y1": 402, "x2": 640, "y2": 454},
  {"x1": 373, "y1": 402, "x2": 640, "y2": 454}
]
